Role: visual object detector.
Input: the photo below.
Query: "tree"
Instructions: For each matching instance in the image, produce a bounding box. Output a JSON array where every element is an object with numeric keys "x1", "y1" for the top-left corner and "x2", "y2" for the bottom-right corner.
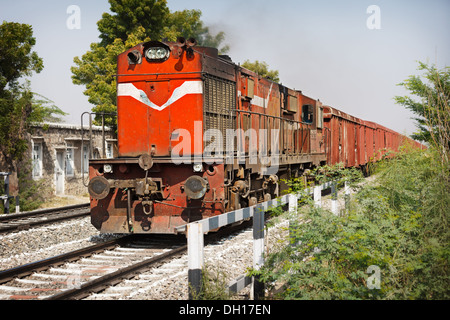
[
  {"x1": 97, "y1": 0, "x2": 169, "y2": 47},
  {"x1": 241, "y1": 60, "x2": 280, "y2": 82},
  {"x1": 395, "y1": 62, "x2": 450, "y2": 147},
  {"x1": 72, "y1": 27, "x2": 149, "y2": 123},
  {"x1": 163, "y1": 9, "x2": 229, "y2": 54},
  {"x1": 0, "y1": 21, "x2": 66, "y2": 211},
  {"x1": 0, "y1": 21, "x2": 43, "y2": 90},
  {"x1": 0, "y1": 21, "x2": 66, "y2": 170},
  {"x1": 72, "y1": 0, "x2": 230, "y2": 125},
  {"x1": 0, "y1": 83, "x2": 34, "y2": 170}
]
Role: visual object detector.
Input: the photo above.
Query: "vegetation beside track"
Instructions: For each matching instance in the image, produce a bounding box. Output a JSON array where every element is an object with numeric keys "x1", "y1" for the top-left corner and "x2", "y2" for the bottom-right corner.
[{"x1": 251, "y1": 145, "x2": 448, "y2": 300}]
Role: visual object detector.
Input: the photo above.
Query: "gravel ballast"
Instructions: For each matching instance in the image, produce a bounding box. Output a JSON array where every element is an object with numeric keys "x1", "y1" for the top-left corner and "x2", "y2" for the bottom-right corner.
[{"x1": 0, "y1": 215, "x2": 289, "y2": 300}]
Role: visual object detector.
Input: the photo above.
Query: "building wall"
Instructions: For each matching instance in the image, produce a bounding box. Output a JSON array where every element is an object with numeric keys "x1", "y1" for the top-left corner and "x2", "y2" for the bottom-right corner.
[{"x1": 29, "y1": 123, "x2": 117, "y2": 196}]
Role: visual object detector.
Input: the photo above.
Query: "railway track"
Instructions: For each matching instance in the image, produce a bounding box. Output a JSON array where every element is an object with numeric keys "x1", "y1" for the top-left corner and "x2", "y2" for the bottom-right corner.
[
  {"x1": 0, "y1": 235, "x2": 187, "y2": 300},
  {"x1": 0, "y1": 218, "x2": 254, "y2": 300},
  {"x1": 0, "y1": 203, "x2": 90, "y2": 234}
]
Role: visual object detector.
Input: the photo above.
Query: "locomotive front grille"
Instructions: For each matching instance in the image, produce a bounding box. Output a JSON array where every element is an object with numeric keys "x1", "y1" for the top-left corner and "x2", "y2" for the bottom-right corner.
[{"x1": 203, "y1": 74, "x2": 236, "y2": 155}]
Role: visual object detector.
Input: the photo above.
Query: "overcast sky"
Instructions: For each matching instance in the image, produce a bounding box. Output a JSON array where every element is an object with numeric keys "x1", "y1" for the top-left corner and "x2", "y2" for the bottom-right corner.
[{"x1": 1, "y1": 0, "x2": 449, "y2": 137}]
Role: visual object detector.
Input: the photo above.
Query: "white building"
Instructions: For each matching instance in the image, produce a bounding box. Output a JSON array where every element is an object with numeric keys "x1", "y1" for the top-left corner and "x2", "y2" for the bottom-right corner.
[{"x1": 29, "y1": 123, "x2": 117, "y2": 196}]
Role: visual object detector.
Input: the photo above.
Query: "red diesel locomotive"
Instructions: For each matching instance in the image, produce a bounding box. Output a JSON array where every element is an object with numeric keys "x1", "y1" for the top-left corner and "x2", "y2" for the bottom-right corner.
[{"x1": 87, "y1": 38, "x2": 419, "y2": 234}]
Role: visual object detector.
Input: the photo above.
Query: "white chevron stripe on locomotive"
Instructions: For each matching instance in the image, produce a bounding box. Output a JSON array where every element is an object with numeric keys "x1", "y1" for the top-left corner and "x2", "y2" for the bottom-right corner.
[{"x1": 117, "y1": 81, "x2": 203, "y2": 111}]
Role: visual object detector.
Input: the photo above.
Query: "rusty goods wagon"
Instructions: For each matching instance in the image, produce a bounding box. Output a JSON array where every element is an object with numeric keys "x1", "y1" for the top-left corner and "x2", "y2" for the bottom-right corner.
[
  {"x1": 322, "y1": 107, "x2": 420, "y2": 168},
  {"x1": 87, "y1": 38, "x2": 417, "y2": 234}
]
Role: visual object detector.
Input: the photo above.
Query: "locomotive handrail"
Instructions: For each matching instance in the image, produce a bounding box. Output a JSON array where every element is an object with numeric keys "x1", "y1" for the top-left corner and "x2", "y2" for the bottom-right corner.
[
  {"x1": 235, "y1": 108, "x2": 320, "y2": 156},
  {"x1": 114, "y1": 71, "x2": 205, "y2": 77},
  {"x1": 80, "y1": 111, "x2": 117, "y2": 187},
  {"x1": 235, "y1": 108, "x2": 311, "y2": 125}
]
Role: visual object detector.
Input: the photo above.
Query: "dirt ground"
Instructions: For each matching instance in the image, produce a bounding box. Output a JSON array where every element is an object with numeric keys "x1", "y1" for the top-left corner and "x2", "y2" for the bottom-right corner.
[{"x1": 38, "y1": 194, "x2": 90, "y2": 209}]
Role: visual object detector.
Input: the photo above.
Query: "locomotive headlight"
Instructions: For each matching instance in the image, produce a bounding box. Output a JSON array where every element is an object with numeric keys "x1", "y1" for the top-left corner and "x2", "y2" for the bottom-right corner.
[
  {"x1": 193, "y1": 163, "x2": 203, "y2": 172},
  {"x1": 184, "y1": 176, "x2": 208, "y2": 199},
  {"x1": 145, "y1": 47, "x2": 169, "y2": 61},
  {"x1": 103, "y1": 164, "x2": 113, "y2": 173},
  {"x1": 88, "y1": 176, "x2": 111, "y2": 200}
]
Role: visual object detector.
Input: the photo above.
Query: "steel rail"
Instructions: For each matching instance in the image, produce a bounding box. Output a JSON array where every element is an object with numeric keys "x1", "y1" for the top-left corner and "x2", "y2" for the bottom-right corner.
[
  {"x1": 45, "y1": 244, "x2": 188, "y2": 300},
  {"x1": 0, "y1": 203, "x2": 90, "y2": 233},
  {"x1": 0, "y1": 203, "x2": 89, "y2": 222},
  {"x1": 0, "y1": 236, "x2": 129, "y2": 284}
]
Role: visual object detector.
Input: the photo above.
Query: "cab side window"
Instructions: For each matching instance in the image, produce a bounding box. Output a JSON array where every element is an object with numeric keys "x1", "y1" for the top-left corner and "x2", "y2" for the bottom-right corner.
[{"x1": 302, "y1": 105, "x2": 314, "y2": 124}]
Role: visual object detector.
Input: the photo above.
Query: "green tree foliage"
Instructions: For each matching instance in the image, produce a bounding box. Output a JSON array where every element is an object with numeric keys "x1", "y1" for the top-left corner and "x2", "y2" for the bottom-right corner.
[
  {"x1": 0, "y1": 84, "x2": 34, "y2": 168},
  {"x1": 97, "y1": 0, "x2": 169, "y2": 46},
  {"x1": 0, "y1": 21, "x2": 66, "y2": 212},
  {"x1": 0, "y1": 21, "x2": 43, "y2": 91},
  {"x1": 72, "y1": 0, "x2": 230, "y2": 125},
  {"x1": 72, "y1": 27, "x2": 148, "y2": 122},
  {"x1": 0, "y1": 21, "x2": 66, "y2": 169},
  {"x1": 161, "y1": 9, "x2": 203, "y2": 43},
  {"x1": 32, "y1": 93, "x2": 68, "y2": 124},
  {"x1": 163, "y1": 9, "x2": 229, "y2": 54},
  {"x1": 395, "y1": 62, "x2": 450, "y2": 152},
  {"x1": 0, "y1": 21, "x2": 43, "y2": 154},
  {"x1": 241, "y1": 60, "x2": 280, "y2": 83}
]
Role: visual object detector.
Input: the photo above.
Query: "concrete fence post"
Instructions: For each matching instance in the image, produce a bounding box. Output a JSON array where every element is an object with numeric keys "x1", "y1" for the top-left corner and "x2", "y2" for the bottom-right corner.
[
  {"x1": 187, "y1": 222, "x2": 204, "y2": 299},
  {"x1": 331, "y1": 182, "x2": 338, "y2": 215},
  {"x1": 15, "y1": 196, "x2": 19, "y2": 214},
  {"x1": 288, "y1": 193, "x2": 298, "y2": 215},
  {"x1": 314, "y1": 185, "x2": 321, "y2": 208},
  {"x1": 252, "y1": 205, "x2": 265, "y2": 300},
  {"x1": 288, "y1": 193, "x2": 299, "y2": 246},
  {"x1": 344, "y1": 181, "x2": 350, "y2": 214}
]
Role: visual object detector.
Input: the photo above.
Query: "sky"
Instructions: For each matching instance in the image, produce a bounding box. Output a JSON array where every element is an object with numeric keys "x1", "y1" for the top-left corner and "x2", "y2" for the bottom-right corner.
[{"x1": 1, "y1": 0, "x2": 449, "y2": 137}]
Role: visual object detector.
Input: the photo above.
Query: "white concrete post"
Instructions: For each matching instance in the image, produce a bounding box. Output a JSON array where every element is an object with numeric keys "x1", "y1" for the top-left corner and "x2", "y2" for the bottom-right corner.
[
  {"x1": 15, "y1": 196, "x2": 19, "y2": 213},
  {"x1": 288, "y1": 193, "x2": 299, "y2": 246},
  {"x1": 288, "y1": 193, "x2": 298, "y2": 215},
  {"x1": 331, "y1": 182, "x2": 338, "y2": 215},
  {"x1": 314, "y1": 185, "x2": 321, "y2": 207},
  {"x1": 252, "y1": 205, "x2": 265, "y2": 300},
  {"x1": 344, "y1": 181, "x2": 350, "y2": 214},
  {"x1": 187, "y1": 222, "x2": 204, "y2": 299}
]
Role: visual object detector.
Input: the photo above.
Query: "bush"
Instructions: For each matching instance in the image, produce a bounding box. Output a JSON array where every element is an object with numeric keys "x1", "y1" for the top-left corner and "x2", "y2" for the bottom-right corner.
[
  {"x1": 0, "y1": 160, "x2": 46, "y2": 213},
  {"x1": 252, "y1": 147, "x2": 449, "y2": 299}
]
